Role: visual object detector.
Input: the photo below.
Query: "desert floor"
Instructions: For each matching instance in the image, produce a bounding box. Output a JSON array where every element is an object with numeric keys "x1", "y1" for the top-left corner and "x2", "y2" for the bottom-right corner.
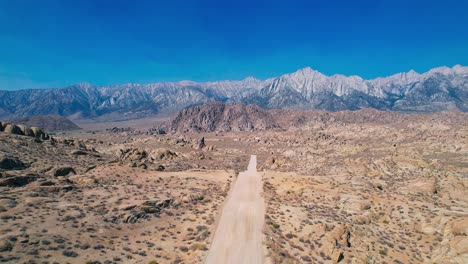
[{"x1": 1, "y1": 114, "x2": 467, "y2": 264}]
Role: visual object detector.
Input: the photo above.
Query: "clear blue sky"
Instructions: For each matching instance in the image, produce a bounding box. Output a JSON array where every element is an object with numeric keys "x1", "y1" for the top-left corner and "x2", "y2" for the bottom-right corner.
[{"x1": 0, "y1": 0, "x2": 467, "y2": 90}]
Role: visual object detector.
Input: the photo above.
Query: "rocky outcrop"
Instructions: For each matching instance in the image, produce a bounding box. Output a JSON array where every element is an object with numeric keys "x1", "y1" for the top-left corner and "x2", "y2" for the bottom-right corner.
[
  {"x1": 3, "y1": 124, "x2": 23, "y2": 135},
  {"x1": 106, "y1": 199, "x2": 174, "y2": 224},
  {"x1": 0, "y1": 121, "x2": 50, "y2": 140},
  {"x1": 11, "y1": 115, "x2": 81, "y2": 132},
  {"x1": 0, "y1": 174, "x2": 38, "y2": 187},
  {"x1": 17, "y1": 125, "x2": 35, "y2": 137},
  {"x1": 30, "y1": 127, "x2": 49, "y2": 140},
  {"x1": 149, "y1": 148, "x2": 177, "y2": 161},
  {"x1": 163, "y1": 102, "x2": 280, "y2": 133},
  {"x1": 117, "y1": 148, "x2": 148, "y2": 162}
]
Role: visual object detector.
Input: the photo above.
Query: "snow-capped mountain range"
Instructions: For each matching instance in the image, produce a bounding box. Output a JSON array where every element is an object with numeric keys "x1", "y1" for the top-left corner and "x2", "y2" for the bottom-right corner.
[{"x1": 0, "y1": 65, "x2": 466, "y2": 120}]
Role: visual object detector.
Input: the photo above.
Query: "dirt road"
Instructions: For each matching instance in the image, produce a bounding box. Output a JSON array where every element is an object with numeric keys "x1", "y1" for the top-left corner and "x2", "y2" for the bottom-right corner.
[{"x1": 205, "y1": 155, "x2": 266, "y2": 264}]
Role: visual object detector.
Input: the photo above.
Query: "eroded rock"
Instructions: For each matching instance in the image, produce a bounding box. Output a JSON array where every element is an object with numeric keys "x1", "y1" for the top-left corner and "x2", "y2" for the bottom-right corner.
[{"x1": 54, "y1": 167, "x2": 76, "y2": 177}]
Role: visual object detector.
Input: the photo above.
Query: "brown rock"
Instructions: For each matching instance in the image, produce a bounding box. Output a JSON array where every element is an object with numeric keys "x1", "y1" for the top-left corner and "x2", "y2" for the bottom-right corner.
[
  {"x1": 54, "y1": 167, "x2": 76, "y2": 177},
  {"x1": 31, "y1": 127, "x2": 50, "y2": 140},
  {"x1": 17, "y1": 125, "x2": 35, "y2": 137},
  {"x1": 118, "y1": 148, "x2": 147, "y2": 162},
  {"x1": 163, "y1": 102, "x2": 279, "y2": 133},
  {"x1": 4, "y1": 124, "x2": 23, "y2": 135},
  {"x1": 150, "y1": 148, "x2": 177, "y2": 161}
]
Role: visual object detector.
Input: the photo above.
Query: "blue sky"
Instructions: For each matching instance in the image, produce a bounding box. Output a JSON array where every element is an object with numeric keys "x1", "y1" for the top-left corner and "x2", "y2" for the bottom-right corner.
[{"x1": 0, "y1": 0, "x2": 467, "y2": 90}]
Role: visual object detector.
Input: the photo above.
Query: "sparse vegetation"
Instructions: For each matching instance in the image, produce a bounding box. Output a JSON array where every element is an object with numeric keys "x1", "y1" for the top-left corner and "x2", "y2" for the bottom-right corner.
[{"x1": 0, "y1": 108, "x2": 466, "y2": 263}]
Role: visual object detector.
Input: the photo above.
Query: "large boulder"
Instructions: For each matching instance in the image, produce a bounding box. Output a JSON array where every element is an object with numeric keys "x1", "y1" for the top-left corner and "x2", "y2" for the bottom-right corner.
[
  {"x1": 0, "y1": 122, "x2": 49, "y2": 140},
  {"x1": 0, "y1": 122, "x2": 10, "y2": 131},
  {"x1": 117, "y1": 148, "x2": 147, "y2": 162},
  {"x1": 17, "y1": 125, "x2": 35, "y2": 137},
  {"x1": 30, "y1": 127, "x2": 49, "y2": 140},
  {"x1": 3, "y1": 124, "x2": 23, "y2": 135},
  {"x1": 0, "y1": 157, "x2": 27, "y2": 170},
  {"x1": 150, "y1": 148, "x2": 177, "y2": 161}
]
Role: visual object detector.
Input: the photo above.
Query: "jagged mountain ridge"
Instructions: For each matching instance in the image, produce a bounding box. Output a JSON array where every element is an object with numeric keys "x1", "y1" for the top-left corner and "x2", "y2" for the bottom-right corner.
[
  {"x1": 0, "y1": 65, "x2": 466, "y2": 120},
  {"x1": 248, "y1": 65, "x2": 468, "y2": 111}
]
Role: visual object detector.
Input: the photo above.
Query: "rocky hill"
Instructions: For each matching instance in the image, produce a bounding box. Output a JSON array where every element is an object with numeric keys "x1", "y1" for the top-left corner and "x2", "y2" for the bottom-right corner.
[
  {"x1": 0, "y1": 65, "x2": 466, "y2": 120},
  {"x1": 161, "y1": 102, "x2": 468, "y2": 133},
  {"x1": 162, "y1": 102, "x2": 279, "y2": 133},
  {"x1": 11, "y1": 115, "x2": 81, "y2": 132}
]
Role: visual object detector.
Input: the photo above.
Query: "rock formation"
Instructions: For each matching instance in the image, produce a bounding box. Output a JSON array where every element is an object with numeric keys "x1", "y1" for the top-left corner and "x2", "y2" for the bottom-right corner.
[
  {"x1": 11, "y1": 115, "x2": 81, "y2": 132},
  {"x1": 162, "y1": 102, "x2": 279, "y2": 133},
  {"x1": 0, "y1": 121, "x2": 50, "y2": 140}
]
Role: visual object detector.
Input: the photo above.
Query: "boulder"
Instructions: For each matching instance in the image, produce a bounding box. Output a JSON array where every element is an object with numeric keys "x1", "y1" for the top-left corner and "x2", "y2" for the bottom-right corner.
[
  {"x1": 117, "y1": 148, "x2": 147, "y2": 162},
  {"x1": 4, "y1": 124, "x2": 23, "y2": 135},
  {"x1": 0, "y1": 122, "x2": 10, "y2": 131},
  {"x1": 17, "y1": 125, "x2": 35, "y2": 137},
  {"x1": 54, "y1": 167, "x2": 76, "y2": 177},
  {"x1": 0, "y1": 157, "x2": 27, "y2": 170},
  {"x1": 30, "y1": 127, "x2": 49, "y2": 140},
  {"x1": 0, "y1": 122, "x2": 49, "y2": 140},
  {"x1": 150, "y1": 148, "x2": 177, "y2": 161},
  {"x1": 107, "y1": 199, "x2": 173, "y2": 224}
]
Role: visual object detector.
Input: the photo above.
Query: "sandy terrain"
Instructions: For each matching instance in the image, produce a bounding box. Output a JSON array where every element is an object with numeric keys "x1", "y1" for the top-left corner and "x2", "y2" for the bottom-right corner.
[
  {"x1": 1, "y1": 110, "x2": 467, "y2": 263},
  {"x1": 205, "y1": 155, "x2": 267, "y2": 264}
]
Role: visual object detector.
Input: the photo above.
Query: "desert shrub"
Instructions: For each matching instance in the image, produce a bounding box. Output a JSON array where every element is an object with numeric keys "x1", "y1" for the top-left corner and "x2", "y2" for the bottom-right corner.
[{"x1": 63, "y1": 250, "x2": 78, "y2": 257}]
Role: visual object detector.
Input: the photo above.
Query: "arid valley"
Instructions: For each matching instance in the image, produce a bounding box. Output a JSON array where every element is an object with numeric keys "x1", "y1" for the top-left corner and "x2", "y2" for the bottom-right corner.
[
  {"x1": 2, "y1": 1, "x2": 468, "y2": 263},
  {"x1": 1, "y1": 104, "x2": 467, "y2": 264}
]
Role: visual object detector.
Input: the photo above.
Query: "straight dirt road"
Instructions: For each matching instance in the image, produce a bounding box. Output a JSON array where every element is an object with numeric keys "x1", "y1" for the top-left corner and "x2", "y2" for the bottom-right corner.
[{"x1": 205, "y1": 155, "x2": 266, "y2": 264}]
